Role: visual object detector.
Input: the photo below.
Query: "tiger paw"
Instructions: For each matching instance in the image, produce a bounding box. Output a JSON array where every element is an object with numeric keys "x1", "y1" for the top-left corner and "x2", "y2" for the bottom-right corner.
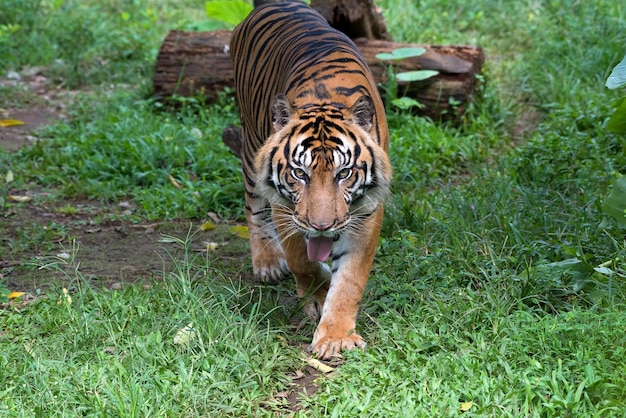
[
  {"x1": 249, "y1": 232, "x2": 290, "y2": 283},
  {"x1": 302, "y1": 298, "x2": 323, "y2": 320},
  {"x1": 309, "y1": 331, "x2": 366, "y2": 360},
  {"x1": 252, "y1": 255, "x2": 290, "y2": 283}
]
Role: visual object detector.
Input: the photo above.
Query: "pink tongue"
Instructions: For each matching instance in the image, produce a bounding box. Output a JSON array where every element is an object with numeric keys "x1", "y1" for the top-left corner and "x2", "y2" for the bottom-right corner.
[{"x1": 307, "y1": 236, "x2": 333, "y2": 262}]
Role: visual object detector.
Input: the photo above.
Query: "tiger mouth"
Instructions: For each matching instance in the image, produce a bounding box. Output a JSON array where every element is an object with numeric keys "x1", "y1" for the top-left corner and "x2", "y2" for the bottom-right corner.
[{"x1": 306, "y1": 234, "x2": 339, "y2": 262}]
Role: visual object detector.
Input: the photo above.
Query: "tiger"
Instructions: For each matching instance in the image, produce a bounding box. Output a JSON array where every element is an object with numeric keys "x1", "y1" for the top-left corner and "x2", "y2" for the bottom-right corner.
[{"x1": 230, "y1": 0, "x2": 392, "y2": 360}]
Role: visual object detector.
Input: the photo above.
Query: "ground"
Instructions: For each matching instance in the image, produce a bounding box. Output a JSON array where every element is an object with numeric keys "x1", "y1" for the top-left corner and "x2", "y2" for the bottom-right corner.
[
  {"x1": 0, "y1": 111, "x2": 248, "y2": 292},
  {"x1": 0, "y1": 69, "x2": 325, "y2": 409},
  {"x1": 1, "y1": 197, "x2": 236, "y2": 290},
  {"x1": 0, "y1": 69, "x2": 252, "y2": 291}
]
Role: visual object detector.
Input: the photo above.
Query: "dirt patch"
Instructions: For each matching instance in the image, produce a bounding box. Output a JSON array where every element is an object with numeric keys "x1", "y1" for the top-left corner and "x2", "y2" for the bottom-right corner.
[
  {"x1": 0, "y1": 107, "x2": 61, "y2": 151},
  {"x1": 0, "y1": 197, "x2": 250, "y2": 291},
  {"x1": 0, "y1": 67, "x2": 73, "y2": 151}
]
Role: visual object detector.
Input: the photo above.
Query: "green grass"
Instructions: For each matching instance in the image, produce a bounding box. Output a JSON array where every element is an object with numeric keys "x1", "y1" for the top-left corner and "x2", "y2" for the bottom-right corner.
[
  {"x1": 1, "y1": 238, "x2": 300, "y2": 416},
  {"x1": 2, "y1": 0, "x2": 626, "y2": 415},
  {"x1": 11, "y1": 93, "x2": 243, "y2": 220}
]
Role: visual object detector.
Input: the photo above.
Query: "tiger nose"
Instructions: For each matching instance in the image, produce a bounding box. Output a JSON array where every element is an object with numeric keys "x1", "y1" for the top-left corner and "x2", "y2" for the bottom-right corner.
[{"x1": 310, "y1": 221, "x2": 333, "y2": 231}]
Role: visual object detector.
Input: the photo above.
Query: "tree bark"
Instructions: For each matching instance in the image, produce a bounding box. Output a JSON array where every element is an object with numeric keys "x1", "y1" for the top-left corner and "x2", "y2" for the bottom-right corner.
[
  {"x1": 153, "y1": 30, "x2": 484, "y2": 123},
  {"x1": 310, "y1": 0, "x2": 392, "y2": 41},
  {"x1": 153, "y1": 30, "x2": 234, "y2": 101}
]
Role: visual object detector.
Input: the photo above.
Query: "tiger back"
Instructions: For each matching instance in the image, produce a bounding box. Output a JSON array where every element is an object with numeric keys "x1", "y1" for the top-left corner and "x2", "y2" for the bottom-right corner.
[{"x1": 231, "y1": 1, "x2": 391, "y2": 360}]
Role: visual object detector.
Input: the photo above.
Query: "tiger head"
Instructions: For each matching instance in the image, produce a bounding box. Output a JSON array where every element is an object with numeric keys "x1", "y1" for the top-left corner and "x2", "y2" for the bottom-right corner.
[{"x1": 255, "y1": 94, "x2": 392, "y2": 262}]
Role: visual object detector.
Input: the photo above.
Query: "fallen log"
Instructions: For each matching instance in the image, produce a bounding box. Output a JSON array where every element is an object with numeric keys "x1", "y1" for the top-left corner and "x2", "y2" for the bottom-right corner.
[
  {"x1": 153, "y1": 30, "x2": 234, "y2": 101},
  {"x1": 153, "y1": 30, "x2": 484, "y2": 121}
]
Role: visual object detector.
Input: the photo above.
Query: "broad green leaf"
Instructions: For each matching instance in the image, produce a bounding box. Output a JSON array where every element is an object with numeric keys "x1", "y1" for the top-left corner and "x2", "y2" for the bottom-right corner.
[
  {"x1": 5, "y1": 170, "x2": 13, "y2": 183},
  {"x1": 375, "y1": 47, "x2": 426, "y2": 61},
  {"x1": 594, "y1": 266, "x2": 614, "y2": 276},
  {"x1": 205, "y1": 1, "x2": 253, "y2": 28},
  {"x1": 606, "y1": 54, "x2": 626, "y2": 90},
  {"x1": 603, "y1": 176, "x2": 626, "y2": 225},
  {"x1": 391, "y1": 97, "x2": 423, "y2": 110},
  {"x1": 396, "y1": 70, "x2": 439, "y2": 82},
  {"x1": 607, "y1": 97, "x2": 626, "y2": 133},
  {"x1": 518, "y1": 257, "x2": 594, "y2": 283}
]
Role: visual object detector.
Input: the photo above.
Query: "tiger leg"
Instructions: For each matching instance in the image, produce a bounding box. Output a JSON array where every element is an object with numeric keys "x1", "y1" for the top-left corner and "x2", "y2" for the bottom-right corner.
[
  {"x1": 273, "y1": 206, "x2": 330, "y2": 319},
  {"x1": 310, "y1": 206, "x2": 384, "y2": 360},
  {"x1": 240, "y1": 124, "x2": 290, "y2": 283},
  {"x1": 246, "y1": 197, "x2": 289, "y2": 282}
]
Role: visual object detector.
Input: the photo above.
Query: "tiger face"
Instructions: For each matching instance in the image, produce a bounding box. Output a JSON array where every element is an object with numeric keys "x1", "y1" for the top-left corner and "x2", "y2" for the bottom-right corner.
[{"x1": 255, "y1": 94, "x2": 391, "y2": 262}]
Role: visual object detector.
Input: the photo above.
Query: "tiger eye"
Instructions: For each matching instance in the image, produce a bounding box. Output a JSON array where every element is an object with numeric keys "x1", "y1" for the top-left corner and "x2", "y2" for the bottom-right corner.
[
  {"x1": 293, "y1": 168, "x2": 307, "y2": 179},
  {"x1": 337, "y1": 168, "x2": 352, "y2": 180}
]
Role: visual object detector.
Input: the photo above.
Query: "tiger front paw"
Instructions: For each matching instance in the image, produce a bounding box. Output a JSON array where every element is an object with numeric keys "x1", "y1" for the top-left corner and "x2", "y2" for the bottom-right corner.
[
  {"x1": 252, "y1": 254, "x2": 290, "y2": 283},
  {"x1": 309, "y1": 328, "x2": 366, "y2": 360},
  {"x1": 249, "y1": 230, "x2": 290, "y2": 283},
  {"x1": 253, "y1": 257, "x2": 290, "y2": 283}
]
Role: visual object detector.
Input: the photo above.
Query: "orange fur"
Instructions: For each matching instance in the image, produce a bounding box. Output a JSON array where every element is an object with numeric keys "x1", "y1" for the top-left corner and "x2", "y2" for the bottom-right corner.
[{"x1": 231, "y1": 1, "x2": 391, "y2": 359}]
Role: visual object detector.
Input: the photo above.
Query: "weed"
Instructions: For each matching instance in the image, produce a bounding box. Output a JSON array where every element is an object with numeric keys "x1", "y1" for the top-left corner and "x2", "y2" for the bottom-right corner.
[{"x1": 375, "y1": 47, "x2": 438, "y2": 112}]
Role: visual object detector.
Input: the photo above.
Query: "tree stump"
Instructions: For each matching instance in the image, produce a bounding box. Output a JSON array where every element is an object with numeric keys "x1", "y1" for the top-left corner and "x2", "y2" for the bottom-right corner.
[
  {"x1": 310, "y1": 0, "x2": 392, "y2": 41},
  {"x1": 153, "y1": 30, "x2": 484, "y2": 122}
]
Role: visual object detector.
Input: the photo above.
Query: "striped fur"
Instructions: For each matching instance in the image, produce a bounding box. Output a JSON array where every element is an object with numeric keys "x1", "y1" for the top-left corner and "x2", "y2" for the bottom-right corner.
[{"x1": 231, "y1": 1, "x2": 391, "y2": 359}]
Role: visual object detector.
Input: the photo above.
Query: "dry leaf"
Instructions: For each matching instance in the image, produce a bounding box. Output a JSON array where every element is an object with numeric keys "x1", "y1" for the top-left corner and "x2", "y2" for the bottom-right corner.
[
  {"x1": 173, "y1": 323, "x2": 196, "y2": 345},
  {"x1": 0, "y1": 119, "x2": 25, "y2": 127},
  {"x1": 7, "y1": 195, "x2": 32, "y2": 203},
  {"x1": 167, "y1": 173, "x2": 183, "y2": 188},
  {"x1": 228, "y1": 225, "x2": 250, "y2": 239},
  {"x1": 304, "y1": 357, "x2": 335, "y2": 374},
  {"x1": 459, "y1": 401, "x2": 474, "y2": 411},
  {"x1": 200, "y1": 220, "x2": 216, "y2": 231},
  {"x1": 62, "y1": 288, "x2": 72, "y2": 305},
  {"x1": 8, "y1": 291, "x2": 26, "y2": 299},
  {"x1": 207, "y1": 211, "x2": 220, "y2": 224}
]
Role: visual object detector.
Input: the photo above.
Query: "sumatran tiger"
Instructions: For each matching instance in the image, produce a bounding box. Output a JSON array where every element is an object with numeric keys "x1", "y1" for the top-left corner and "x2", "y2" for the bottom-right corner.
[{"x1": 230, "y1": 1, "x2": 392, "y2": 359}]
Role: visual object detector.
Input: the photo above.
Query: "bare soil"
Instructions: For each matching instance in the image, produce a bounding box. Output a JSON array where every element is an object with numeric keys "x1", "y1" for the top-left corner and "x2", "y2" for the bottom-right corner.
[{"x1": 0, "y1": 196, "x2": 247, "y2": 290}]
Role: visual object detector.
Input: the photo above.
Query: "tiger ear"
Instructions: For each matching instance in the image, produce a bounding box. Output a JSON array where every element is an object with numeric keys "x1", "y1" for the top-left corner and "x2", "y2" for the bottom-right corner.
[
  {"x1": 350, "y1": 96, "x2": 375, "y2": 132},
  {"x1": 272, "y1": 94, "x2": 295, "y2": 132}
]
